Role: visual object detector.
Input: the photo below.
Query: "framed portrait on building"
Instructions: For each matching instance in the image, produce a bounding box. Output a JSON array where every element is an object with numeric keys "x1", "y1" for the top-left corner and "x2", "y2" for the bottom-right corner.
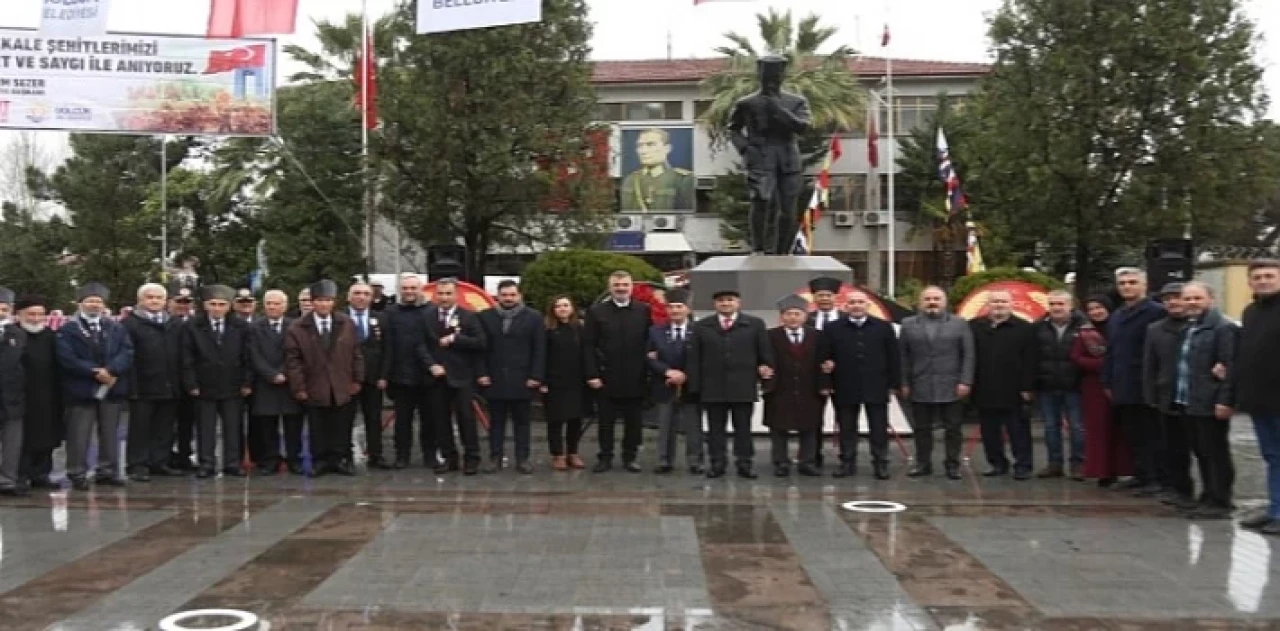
[{"x1": 617, "y1": 126, "x2": 695, "y2": 212}]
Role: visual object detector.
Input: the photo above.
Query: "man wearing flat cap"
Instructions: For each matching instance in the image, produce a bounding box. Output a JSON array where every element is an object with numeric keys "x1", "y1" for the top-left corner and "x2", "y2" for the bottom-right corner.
[
  {"x1": 763, "y1": 294, "x2": 830, "y2": 477},
  {"x1": 646, "y1": 288, "x2": 703, "y2": 474},
  {"x1": 182, "y1": 284, "x2": 253, "y2": 478},
  {"x1": 285, "y1": 280, "x2": 364, "y2": 477},
  {"x1": 688, "y1": 288, "x2": 774, "y2": 479},
  {"x1": 1142, "y1": 281, "x2": 1192, "y2": 502},
  {"x1": 57, "y1": 282, "x2": 133, "y2": 490},
  {"x1": 233, "y1": 288, "x2": 258, "y2": 324},
  {"x1": 165, "y1": 281, "x2": 197, "y2": 470},
  {"x1": 14, "y1": 296, "x2": 62, "y2": 490},
  {"x1": 0, "y1": 286, "x2": 25, "y2": 495}
]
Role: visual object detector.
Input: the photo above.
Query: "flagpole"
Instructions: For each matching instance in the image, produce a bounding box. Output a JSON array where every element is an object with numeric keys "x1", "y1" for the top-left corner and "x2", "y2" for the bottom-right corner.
[
  {"x1": 160, "y1": 136, "x2": 168, "y2": 277},
  {"x1": 885, "y1": 52, "x2": 896, "y2": 298},
  {"x1": 361, "y1": 0, "x2": 373, "y2": 276}
]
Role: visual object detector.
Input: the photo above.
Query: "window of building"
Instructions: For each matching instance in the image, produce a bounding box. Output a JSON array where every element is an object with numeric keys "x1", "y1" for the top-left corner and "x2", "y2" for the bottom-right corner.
[
  {"x1": 892, "y1": 96, "x2": 937, "y2": 134},
  {"x1": 693, "y1": 100, "x2": 712, "y2": 119},
  {"x1": 595, "y1": 101, "x2": 684, "y2": 121}
]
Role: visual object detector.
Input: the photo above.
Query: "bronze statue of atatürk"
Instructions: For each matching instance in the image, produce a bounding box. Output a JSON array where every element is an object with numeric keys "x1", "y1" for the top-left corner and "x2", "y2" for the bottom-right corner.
[{"x1": 727, "y1": 55, "x2": 813, "y2": 255}]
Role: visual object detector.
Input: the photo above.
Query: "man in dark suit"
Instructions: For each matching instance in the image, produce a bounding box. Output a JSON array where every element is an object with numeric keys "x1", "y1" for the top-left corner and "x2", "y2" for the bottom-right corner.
[
  {"x1": 477, "y1": 280, "x2": 545, "y2": 474},
  {"x1": 378, "y1": 274, "x2": 434, "y2": 469},
  {"x1": 285, "y1": 280, "x2": 364, "y2": 477},
  {"x1": 764, "y1": 294, "x2": 829, "y2": 478},
  {"x1": 182, "y1": 285, "x2": 253, "y2": 479},
  {"x1": 646, "y1": 288, "x2": 703, "y2": 474},
  {"x1": 823, "y1": 290, "x2": 901, "y2": 480},
  {"x1": 166, "y1": 282, "x2": 198, "y2": 471},
  {"x1": 688, "y1": 288, "x2": 774, "y2": 479},
  {"x1": 346, "y1": 282, "x2": 389, "y2": 469},
  {"x1": 584, "y1": 271, "x2": 653, "y2": 473},
  {"x1": 1105, "y1": 267, "x2": 1168, "y2": 493},
  {"x1": 247, "y1": 290, "x2": 303, "y2": 474},
  {"x1": 0, "y1": 287, "x2": 26, "y2": 496},
  {"x1": 422, "y1": 278, "x2": 486, "y2": 475},
  {"x1": 805, "y1": 276, "x2": 843, "y2": 467},
  {"x1": 58, "y1": 282, "x2": 133, "y2": 491},
  {"x1": 233, "y1": 288, "x2": 258, "y2": 324},
  {"x1": 122, "y1": 283, "x2": 184, "y2": 482},
  {"x1": 971, "y1": 290, "x2": 1038, "y2": 480}
]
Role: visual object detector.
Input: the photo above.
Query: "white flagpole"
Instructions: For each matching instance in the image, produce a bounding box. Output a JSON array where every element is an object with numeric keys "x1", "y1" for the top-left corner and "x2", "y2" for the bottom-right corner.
[
  {"x1": 885, "y1": 46, "x2": 896, "y2": 298},
  {"x1": 361, "y1": 0, "x2": 373, "y2": 275}
]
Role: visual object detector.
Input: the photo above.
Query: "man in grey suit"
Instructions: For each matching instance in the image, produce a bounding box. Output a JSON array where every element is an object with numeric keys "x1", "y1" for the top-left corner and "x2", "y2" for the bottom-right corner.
[
  {"x1": 899, "y1": 286, "x2": 975, "y2": 480},
  {"x1": 247, "y1": 290, "x2": 303, "y2": 475}
]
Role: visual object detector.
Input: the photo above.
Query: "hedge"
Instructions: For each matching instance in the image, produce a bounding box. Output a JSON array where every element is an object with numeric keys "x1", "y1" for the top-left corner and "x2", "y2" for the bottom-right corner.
[
  {"x1": 520, "y1": 249, "x2": 663, "y2": 314},
  {"x1": 948, "y1": 267, "x2": 1066, "y2": 307}
]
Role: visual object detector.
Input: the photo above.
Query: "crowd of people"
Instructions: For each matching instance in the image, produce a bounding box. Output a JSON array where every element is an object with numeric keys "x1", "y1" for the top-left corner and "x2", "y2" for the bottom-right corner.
[{"x1": 0, "y1": 261, "x2": 1276, "y2": 535}]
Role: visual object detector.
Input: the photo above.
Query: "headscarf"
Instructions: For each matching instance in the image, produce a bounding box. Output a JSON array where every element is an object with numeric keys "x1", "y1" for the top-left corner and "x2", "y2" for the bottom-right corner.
[{"x1": 1084, "y1": 294, "x2": 1115, "y2": 337}]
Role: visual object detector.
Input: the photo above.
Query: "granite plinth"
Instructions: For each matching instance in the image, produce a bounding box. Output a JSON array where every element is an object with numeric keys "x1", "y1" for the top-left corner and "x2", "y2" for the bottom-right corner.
[{"x1": 688, "y1": 255, "x2": 853, "y2": 315}]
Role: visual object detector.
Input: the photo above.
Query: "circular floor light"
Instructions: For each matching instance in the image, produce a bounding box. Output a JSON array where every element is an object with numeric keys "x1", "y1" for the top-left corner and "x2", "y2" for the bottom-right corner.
[
  {"x1": 841, "y1": 500, "x2": 907, "y2": 513},
  {"x1": 158, "y1": 609, "x2": 259, "y2": 631}
]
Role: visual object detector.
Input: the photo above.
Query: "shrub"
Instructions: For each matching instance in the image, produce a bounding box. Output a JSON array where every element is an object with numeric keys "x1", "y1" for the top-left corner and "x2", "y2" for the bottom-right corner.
[
  {"x1": 948, "y1": 266, "x2": 1066, "y2": 306},
  {"x1": 521, "y1": 249, "x2": 663, "y2": 314}
]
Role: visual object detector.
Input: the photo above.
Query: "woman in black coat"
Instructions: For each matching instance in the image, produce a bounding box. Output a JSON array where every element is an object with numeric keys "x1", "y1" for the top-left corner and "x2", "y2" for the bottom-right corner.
[{"x1": 542, "y1": 296, "x2": 588, "y2": 470}]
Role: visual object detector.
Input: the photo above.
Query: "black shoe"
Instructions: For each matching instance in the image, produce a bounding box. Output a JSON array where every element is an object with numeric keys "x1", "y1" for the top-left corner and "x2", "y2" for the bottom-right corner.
[
  {"x1": 1186, "y1": 505, "x2": 1233, "y2": 520},
  {"x1": 655, "y1": 464, "x2": 674, "y2": 474},
  {"x1": 434, "y1": 461, "x2": 451, "y2": 474},
  {"x1": 98, "y1": 476, "x2": 127, "y2": 487},
  {"x1": 368, "y1": 457, "x2": 393, "y2": 471},
  {"x1": 480, "y1": 461, "x2": 501, "y2": 474},
  {"x1": 833, "y1": 463, "x2": 856, "y2": 478},
  {"x1": 1012, "y1": 470, "x2": 1031, "y2": 481},
  {"x1": 287, "y1": 463, "x2": 304, "y2": 475},
  {"x1": 1116, "y1": 478, "x2": 1146, "y2": 490},
  {"x1": 447, "y1": 456, "x2": 461, "y2": 472},
  {"x1": 737, "y1": 466, "x2": 758, "y2": 479},
  {"x1": 70, "y1": 476, "x2": 91, "y2": 491},
  {"x1": 335, "y1": 461, "x2": 356, "y2": 476},
  {"x1": 28, "y1": 476, "x2": 58, "y2": 490},
  {"x1": 306, "y1": 467, "x2": 325, "y2": 478},
  {"x1": 1260, "y1": 521, "x2": 1280, "y2": 536},
  {"x1": 982, "y1": 467, "x2": 1008, "y2": 478},
  {"x1": 195, "y1": 468, "x2": 215, "y2": 479},
  {"x1": 1097, "y1": 477, "x2": 1117, "y2": 488},
  {"x1": 623, "y1": 461, "x2": 642, "y2": 473},
  {"x1": 393, "y1": 458, "x2": 408, "y2": 470},
  {"x1": 463, "y1": 461, "x2": 479, "y2": 476},
  {"x1": 129, "y1": 468, "x2": 151, "y2": 483},
  {"x1": 223, "y1": 467, "x2": 247, "y2": 477},
  {"x1": 945, "y1": 465, "x2": 962, "y2": 480},
  {"x1": 798, "y1": 464, "x2": 822, "y2": 477},
  {"x1": 774, "y1": 464, "x2": 791, "y2": 477},
  {"x1": 516, "y1": 461, "x2": 534, "y2": 475},
  {"x1": 0, "y1": 484, "x2": 29, "y2": 497},
  {"x1": 170, "y1": 456, "x2": 197, "y2": 472},
  {"x1": 908, "y1": 465, "x2": 933, "y2": 478},
  {"x1": 150, "y1": 465, "x2": 180, "y2": 477},
  {"x1": 593, "y1": 460, "x2": 613, "y2": 473},
  {"x1": 873, "y1": 463, "x2": 890, "y2": 480},
  {"x1": 1240, "y1": 513, "x2": 1275, "y2": 530},
  {"x1": 688, "y1": 464, "x2": 705, "y2": 475},
  {"x1": 1132, "y1": 484, "x2": 1164, "y2": 498},
  {"x1": 706, "y1": 466, "x2": 726, "y2": 479},
  {"x1": 1161, "y1": 493, "x2": 1194, "y2": 507}
]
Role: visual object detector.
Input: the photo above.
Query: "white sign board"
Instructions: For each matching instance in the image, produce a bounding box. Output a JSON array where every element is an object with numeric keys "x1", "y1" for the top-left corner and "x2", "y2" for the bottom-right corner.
[
  {"x1": 41, "y1": 0, "x2": 112, "y2": 37},
  {"x1": 417, "y1": 0, "x2": 542, "y2": 35}
]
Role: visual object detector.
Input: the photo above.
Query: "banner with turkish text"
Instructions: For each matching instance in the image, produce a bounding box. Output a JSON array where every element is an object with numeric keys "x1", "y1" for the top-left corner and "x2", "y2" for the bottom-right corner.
[
  {"x1": 0, "y1": 29, "x2": 275, "y2": 136},
  {"x1": 417, "y1": 0, "x2": 542, "y2": 35}
]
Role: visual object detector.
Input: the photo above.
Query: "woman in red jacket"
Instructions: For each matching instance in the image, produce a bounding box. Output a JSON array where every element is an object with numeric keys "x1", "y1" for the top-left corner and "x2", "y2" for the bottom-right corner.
[{"x1": 1071, "y1": 295, "x2": 1133, "y2": 486}]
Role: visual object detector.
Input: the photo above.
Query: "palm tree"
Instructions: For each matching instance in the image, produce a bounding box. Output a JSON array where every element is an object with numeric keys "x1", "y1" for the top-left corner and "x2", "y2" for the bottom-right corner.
[{"x1": 698, "y1": 9, "x2": 866, "y2": 158}]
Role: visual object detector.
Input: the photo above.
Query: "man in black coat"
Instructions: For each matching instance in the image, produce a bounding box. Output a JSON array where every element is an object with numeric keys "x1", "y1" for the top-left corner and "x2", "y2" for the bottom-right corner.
[
  {"x1": 182, "y1": 285, "x2": 253, "y2": 479},
  {"x1": 1236, "y1": 259, "x2": 1280, "y2": 535},
  {"x1": 14, "y1": 297, "x2": 62, "y2": 491},
  {"x1": 822, "y1": 290, "x2": 901, "y2": 480},
  {"x1": 166, "y1": 282, "x2": 198, "y2": 471},
  {"x1": 477, "y1": 280, "x2": 545, "y2": 474},
  {"x1": 422, "y1": 278, "x2": 486, "y2": 475},
  {"x1": 346, "y1": 281, "x2": 389, "y2": 470},
  {"x1": 583, "y1": 271, "x2": 653, "y2": 473},
  {"x1": 379, "y1": 274, "x2": 434, "y2": 469},
  {"x1": 646, "y1": 288, "x2": 703, "y2": 474},
  {"x1": 0, "y1": 286, "x2": 25, "y2": 496},
  {"x1": 970, "y1": 290, "x2": 1037, "y2": 480},
  {"x1": 688, "y1": 288, "x2": 774, "y2": 479},
  {"x1": 247, "y1": 290, "x2": 303, "y2": 474},
  {"x1": 1104, "y1": 267, "x2": 1167, "y2": 492},
  {"x1": 1142, "y1": 283, "x2": 1193, "y2": 503},
  {"x1": 1033, "y1": 290, "x2": 1086, "y2": 479},
  {"x1": 122, "y1": 283, "x2": 184, "y2": 482}
]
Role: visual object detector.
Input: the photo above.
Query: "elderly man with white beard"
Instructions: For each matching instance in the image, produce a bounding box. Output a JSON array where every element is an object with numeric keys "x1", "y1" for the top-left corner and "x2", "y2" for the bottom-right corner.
[{"x1": 13, "y1": 297, "x2": 61, "y2": 491}]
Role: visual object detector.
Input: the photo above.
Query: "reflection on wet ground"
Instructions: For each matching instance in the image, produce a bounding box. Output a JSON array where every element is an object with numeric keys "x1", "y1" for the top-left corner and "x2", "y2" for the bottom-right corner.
[{"x1": 1, "y1": 430, "x2": 1276, "y2": 630}]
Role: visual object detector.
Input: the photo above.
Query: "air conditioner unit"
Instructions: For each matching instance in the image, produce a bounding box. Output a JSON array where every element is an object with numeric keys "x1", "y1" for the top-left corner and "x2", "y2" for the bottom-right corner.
[
  {"x1": 862, "y1": 211, "x2": 889, "y2": 227},
  {"x1": 832, "y1": 211, "x2": 856, "y2": 228},
  {"x1": 649, "y1": 214, "x2": 681, "y2": 231},
  {"x1": 696, "y1": 177, "x2": 716, "y2": 191},
  {"x1": 615, "y1": 215, "x2": 643, "y2": 231}
]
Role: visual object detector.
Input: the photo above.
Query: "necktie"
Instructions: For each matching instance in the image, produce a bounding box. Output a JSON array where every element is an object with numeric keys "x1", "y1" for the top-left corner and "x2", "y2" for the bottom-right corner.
[
  {"x1": 273, "y1": 321, "x2": 281, "y2": 335},
  {"x1": 89, "y1": 321, "x2": 101, "y2": 338},
  {"x1": 320, "y1": 320, "x2": 329, "y2": 337},
  {"x1": 819, "y1": 313, "x2": 826, "y2": 329},
  {"x1": 356, "y1": 312, "x2": 367, "y2": 340},
  {"x1": 791, "y1": 331, "x2": 801, "y2": 345},
  {"x1": 721, "y1": 318, "x2": 731, "y2": 331},
  {"x1": 213, "y1": 320, "x2": 222, "y2": 342},
  {"x1": 439, "y1": 310, "x2": 448, "y2": 325},
  {"x1": 671, "y1": 326, "x2": 681, "y2": 342}
]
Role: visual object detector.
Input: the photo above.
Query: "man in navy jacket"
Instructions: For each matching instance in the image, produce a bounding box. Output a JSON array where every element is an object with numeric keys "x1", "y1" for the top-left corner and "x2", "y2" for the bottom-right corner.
[
  {"x1": 822, "y1": 290, "x2": 901, "y2": 480},
  {"x1": 646, "y1": 288, "x2": 703, "y2": 474},
  {"x1": 58, "y1": 282, "x2": 134, "y2": 491},
  {"x1": 1104, "y1": 267, "x2": 1168, "y2": 493}
]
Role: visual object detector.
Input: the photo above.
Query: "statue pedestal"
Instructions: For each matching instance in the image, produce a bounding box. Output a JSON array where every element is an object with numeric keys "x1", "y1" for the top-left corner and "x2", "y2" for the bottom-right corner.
[{"x1": 687, "y1": 255, "x2": 913, "y2": 438}]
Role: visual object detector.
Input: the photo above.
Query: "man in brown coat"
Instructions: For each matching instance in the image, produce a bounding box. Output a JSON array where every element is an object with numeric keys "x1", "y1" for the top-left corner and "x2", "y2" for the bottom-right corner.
[
  {"x1": 284, "y1": 280, "x2": 364, "y2": 477},
  {"x1": 763, "y1": 294, "x2": 830, "y2": 477}
]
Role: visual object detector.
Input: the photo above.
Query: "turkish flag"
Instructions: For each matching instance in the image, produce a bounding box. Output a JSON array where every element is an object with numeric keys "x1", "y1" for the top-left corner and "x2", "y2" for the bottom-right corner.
[
  {"x1": 207, "y1": 0, "x2": 298, "y2": 38},
  {"x1": 204, "y1": 44, "x2": 267, "y2": 74},
  {"x1": 353, "y1": 30, "x2": 377, "y2": 129}
]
